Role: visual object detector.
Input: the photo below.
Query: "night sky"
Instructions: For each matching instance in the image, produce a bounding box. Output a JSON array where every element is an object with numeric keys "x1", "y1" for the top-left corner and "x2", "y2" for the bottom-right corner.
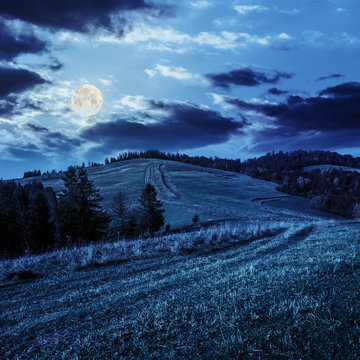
[{"x1": 0, "y1": 0, "x2": 360, "y2": 179}]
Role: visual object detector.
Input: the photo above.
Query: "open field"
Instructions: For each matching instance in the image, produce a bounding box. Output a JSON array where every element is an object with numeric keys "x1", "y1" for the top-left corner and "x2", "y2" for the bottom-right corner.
[
  {"x1": 3, "y1": 159, "x2": 359, "y2": 358},
  {"x1": 1, "y1": 218, "x2": 360, "y2": 359},
  {"x1": 17, "y1": 159, "x2": 340, "y2": 228}
]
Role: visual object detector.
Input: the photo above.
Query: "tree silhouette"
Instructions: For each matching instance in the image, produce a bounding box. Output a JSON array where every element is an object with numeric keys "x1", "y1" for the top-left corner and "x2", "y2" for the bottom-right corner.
[
  {"x1": 111, "y1": 190, "x2": 128, "y2": 237},
  {"x1": 139, "y1": 183, "x2": 164, "y2": 235},
  {"x1": 57, "y1": 166, "x2": 109, "y2": 244}
]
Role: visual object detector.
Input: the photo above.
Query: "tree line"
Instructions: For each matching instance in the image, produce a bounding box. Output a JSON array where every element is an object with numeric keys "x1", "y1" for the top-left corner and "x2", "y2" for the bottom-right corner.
[
  {"x1": 239, "y1": 150, "x2": 360, "y2": 218},
  {"x1": 1, "y1": 167, "x2": 164, "y2": 258}
]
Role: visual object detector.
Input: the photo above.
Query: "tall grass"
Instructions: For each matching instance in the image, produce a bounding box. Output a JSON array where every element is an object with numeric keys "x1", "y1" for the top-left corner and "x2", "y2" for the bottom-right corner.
[{"x1": 0, "y1": 219, "x2": 329, "y2": 281}]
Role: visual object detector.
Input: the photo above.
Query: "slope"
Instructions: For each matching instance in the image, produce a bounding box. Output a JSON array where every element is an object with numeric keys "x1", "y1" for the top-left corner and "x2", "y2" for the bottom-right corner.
[
  {"x1": 17, "y1": 158, "x2": 340, "y2": 228},
  {"x1": 1, "y1": 218, "x2": 359, "y2": 359}
]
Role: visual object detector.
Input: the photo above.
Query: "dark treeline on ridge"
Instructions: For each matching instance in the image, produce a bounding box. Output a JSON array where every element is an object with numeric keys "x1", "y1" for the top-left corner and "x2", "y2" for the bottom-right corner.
[{"x1": 23, "y1": 170, "x2": 42, "y2": 178}]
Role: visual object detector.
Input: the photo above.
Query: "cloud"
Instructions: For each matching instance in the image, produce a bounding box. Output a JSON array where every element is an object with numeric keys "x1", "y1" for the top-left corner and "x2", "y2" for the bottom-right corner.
[
  {"x1": 1, "y1": 146, "x2": 48, "y2": 162},
  {"x1": 267, "y1": 88, "x2": 289, "y2": 95},
  {"x1": 46, "y1": 57, "x2": 64, "y2": 71},
  {"x1": 190, "y1": 0, "x2": 211, "y2": 9},
  {"x1": 224, "y1": 82, "x2": 360, "y2": 151},
  {"x1": 316, "y1": 73, "x2": 344, "y2": 81},
  {"x1": 278, "y1": 8, "x2": 300, "y2": 15},
  {"x1": 26, "y1": 122, "x2": 83, "y2": 152},
  {"x1": 151, "y1": 64, "x2": 194, "y2": 80},
  {"x1": 108, "y1": 23, "x2": 295, "y2": 52},
  {"x1": 206, "y1": 68, "x2": 294, "y2": 89},
  {"x1": 144, "y1": 64, "x2": 207, "y2": 84},
  {"x1": 234, "y1": 5, "x2": 268, "y2": 15},
  {"x1": 334, "y1": 32, "x2": 359, "y2": 45},
  {"x1": 81, "y1": 99, "x2": 243, "y2": 152},
  {"x1": 0, "y1": 1, "x2": 157, "y2": 33},
  {"x1": 336, "y1": 7, "x2": 347, "y2": 13},
  {"x1": 0, "y1": 66, "x2": 47, "y2": 98},
  {"x1": 0, "y1": 96, "x2": 16, "y2": 116},
  {"x1": 0, "y1": 22, "x2": 47, "y2": 60},
  {"x1": 318, "y1": 81, "x2": 360, "y2": 97}
]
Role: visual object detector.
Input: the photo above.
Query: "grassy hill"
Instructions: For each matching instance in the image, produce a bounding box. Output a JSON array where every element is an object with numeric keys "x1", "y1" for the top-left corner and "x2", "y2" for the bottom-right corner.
[
  {"x1": 2, "y1": 158, "x2": 359, "y2": 359},
  {"x1": 17, "y1": 158, "x2": 340, "y2": 228}
]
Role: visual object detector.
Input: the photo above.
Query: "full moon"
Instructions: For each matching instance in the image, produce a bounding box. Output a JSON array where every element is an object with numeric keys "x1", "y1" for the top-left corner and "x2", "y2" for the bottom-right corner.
[{"x1": 71, "y1": 84, "x2": 103, "y2": 116}]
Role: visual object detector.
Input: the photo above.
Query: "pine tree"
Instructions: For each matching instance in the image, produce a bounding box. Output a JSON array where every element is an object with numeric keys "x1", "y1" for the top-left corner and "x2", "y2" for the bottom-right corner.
[
  {"x1": 0, "y1": 180, "x2": 57, "y2": 256},
  {"x1": 56, "y1": 166, "x2": 80, "y2": 243},
  {"x1": 28, "y1": 192, "x2": 56, "y2": 252},
  {"x1": 192, "y1": 214, "x2": 199, "y2": 225},
  {"x1": 57, "y1": 166, "x2": 109, "y2": 244},
  {"x1": 139, "y1": 183, "x2": 164, "y2": 235},
  {"x1": 111, "y1": 190, "x2": 128, "y2": 237},
  {"x1": 0, "y1": 181, "x2": 25, "y2": 256}
]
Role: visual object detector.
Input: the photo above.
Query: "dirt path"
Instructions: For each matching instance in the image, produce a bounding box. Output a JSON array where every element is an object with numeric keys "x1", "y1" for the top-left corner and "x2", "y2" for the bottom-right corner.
[{"x1": 144, "y1": 161, "x2": 180, "y2": 201}]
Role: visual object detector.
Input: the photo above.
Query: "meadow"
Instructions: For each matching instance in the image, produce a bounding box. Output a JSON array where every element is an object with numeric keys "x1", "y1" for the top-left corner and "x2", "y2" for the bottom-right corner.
[
  {"x1": 17, "y1": 159, "x2": 339, "y2": 228},
  {"x1": 1, "y1": 159, "x2": 359, "y2": 359}
]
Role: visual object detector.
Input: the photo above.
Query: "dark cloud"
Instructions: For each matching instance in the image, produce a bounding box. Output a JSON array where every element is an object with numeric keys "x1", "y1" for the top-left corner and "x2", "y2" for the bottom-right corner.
[
  {"x1": 271, "y1": 41, "x2": 298, "y2": 52},
  {"x1": 0, "y1": 66, "x2": 47, "y2": 98},
  {"x1": 228, "y1": 82, "x2": 360, "y2": 131},
  {"x1": 318, "y1": 81, "x2": 360, "y2": 97},
  {"x1": 0, "y1": 1, "x2": 158, "y2": 33},
  {"x1": 26, "y1": 122, "x2": 83, "y2": 151},
  {"x1": 2, "y1": 146, "x2": 46, "y2": 162},
  {"x1": 27, "y1": 123, "x2": 49, "y2": 133},
  {"x1": 267, "y1": 87, "x2": 289, "y2": 95},
  {"x1": 206, "y1": 68, "x2": 294, "y2": 89},
  {"x1": 227, "y1": 81, "x2": 360, "y2": 151},
  {"x1": 0, "y1": 23, "x2": 47, "y2": 60},
  {"x1": 0, "y1": 96, "x2": 44, "y2": 118},
  {"x1": 47, "y1": 57, "x2": 64, "y2": 71},
  {"x1": 81, "y1": 101, "x2": 242, "y2": 152},
  {"x1": 316, "y1": 73, "x2": 344, "y2": 81},
  {"x1": 0, "y1": 96, "x2": 16, "y2": 116}
]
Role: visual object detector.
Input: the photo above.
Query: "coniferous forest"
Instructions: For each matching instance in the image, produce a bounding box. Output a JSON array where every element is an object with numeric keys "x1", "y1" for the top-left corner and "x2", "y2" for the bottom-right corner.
[{"x1": 0, "y1": 166, "x2": 165, "y2": 258}]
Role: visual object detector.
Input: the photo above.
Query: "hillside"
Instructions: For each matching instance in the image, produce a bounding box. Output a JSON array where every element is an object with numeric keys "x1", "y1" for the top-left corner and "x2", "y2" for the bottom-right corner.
[
  {"x1": 2, "y1": 158, "x2": 360, "y2": 358},
  {"x1": 17, "y1": 158, "x2": 340, "y2": 228},
  {"x1": 1, "y1": 217, "x2": 359, "y2": 359}
]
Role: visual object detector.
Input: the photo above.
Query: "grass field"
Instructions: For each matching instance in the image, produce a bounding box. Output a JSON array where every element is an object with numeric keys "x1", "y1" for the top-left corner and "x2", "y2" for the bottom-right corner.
[
  {"x1": 1, "y1": 219, "x2": 360, "y2": 359},
  {"x1": 2, "y1": 159, "x2": 359, "y2": 359},
  {"x1": 17, "y1": 159, "x2": 340, "y2": 228}
]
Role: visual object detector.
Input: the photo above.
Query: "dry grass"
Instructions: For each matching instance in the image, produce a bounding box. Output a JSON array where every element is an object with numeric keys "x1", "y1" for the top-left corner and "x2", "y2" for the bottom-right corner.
[
  {"x1": 1, "y1": 219, "x2": 359, "y2": 359},
  {"x1": 0, "y1": 219, "x2": 316, "y2": 280}
]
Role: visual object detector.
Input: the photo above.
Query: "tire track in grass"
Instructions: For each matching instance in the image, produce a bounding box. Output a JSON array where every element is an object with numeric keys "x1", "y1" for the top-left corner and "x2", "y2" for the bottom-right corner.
[{"x1": 145, "y1": 161, "x2": 180, "y2": 201}]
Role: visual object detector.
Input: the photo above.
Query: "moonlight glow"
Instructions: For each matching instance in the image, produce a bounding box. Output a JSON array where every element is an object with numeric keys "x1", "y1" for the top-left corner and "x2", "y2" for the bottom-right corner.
[{"x1": 71, "y1": 84, "x2": 103, "y2": 117}]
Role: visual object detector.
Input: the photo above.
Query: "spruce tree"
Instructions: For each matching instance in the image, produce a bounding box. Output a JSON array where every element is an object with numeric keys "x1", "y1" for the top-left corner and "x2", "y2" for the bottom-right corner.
[
  {"x1": 57, "y1": 166, "x2": 109, "y2": 244},
  {"x1": 28, "y1": 192, "x2": 56, "y2": 252},
  {"x1": 0, "y1": 180, "x2": 57, "y2": 256},
  {"x1": 56, "y1": 166, "x2": 80, "y2": 243},
  {"x1": 0, "y1": 181, "x2": 25, "y2": 256},
  {"x1": 139, "y1": 183, "x2": 164, "y2": 235},
  {"x1": 111, "y1": 190, "x2": 128, "y2": 237}
]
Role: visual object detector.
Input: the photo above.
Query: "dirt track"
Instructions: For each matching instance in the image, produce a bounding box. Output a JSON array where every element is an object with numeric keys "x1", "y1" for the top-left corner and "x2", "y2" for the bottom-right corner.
[{"x1": 145, "y1": 162, "x2": 181, "y2": 201}]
